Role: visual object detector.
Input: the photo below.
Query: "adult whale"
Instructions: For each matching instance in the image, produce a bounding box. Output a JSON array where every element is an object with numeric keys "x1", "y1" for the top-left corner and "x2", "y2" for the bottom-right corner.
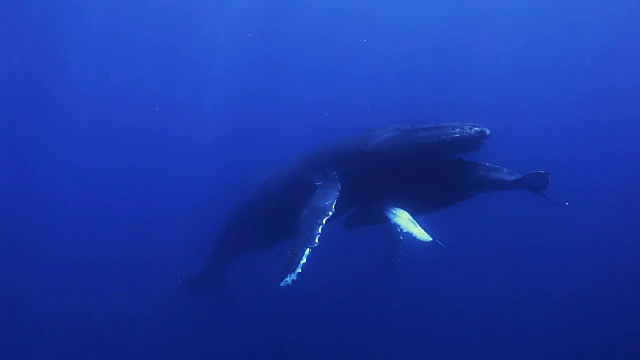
[{"x1": 180, "y1": 123, "x2": 549, "y2": 290}]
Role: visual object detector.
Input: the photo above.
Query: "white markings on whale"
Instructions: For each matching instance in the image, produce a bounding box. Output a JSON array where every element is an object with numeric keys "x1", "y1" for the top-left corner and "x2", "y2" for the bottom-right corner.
[{"x1": 280, "y1": 171, "x2": 341, "y2": 286}]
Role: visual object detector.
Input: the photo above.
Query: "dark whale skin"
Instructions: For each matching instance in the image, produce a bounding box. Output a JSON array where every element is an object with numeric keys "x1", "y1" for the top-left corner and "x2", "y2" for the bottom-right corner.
[
  {"x1": 343, "y1": 157, "x2": 551, "y2": 229},
  {"x1": 181, "y1": 123, "x2": 492, "y2": 291}
]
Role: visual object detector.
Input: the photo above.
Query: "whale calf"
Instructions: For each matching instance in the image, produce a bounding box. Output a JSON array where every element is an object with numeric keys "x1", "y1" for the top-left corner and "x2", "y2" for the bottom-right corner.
[
  {"x1": 180, "y1": 123, "x2": 550, "y2": 291},
  {"x1": 342, "y1": 157, "x2": 552, "y2": 230}
]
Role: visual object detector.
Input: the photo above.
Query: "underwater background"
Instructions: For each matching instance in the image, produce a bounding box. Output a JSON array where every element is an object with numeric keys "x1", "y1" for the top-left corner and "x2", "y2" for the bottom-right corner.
[{"x1": 2, "y1": 0, "x2": 639, "y2": 359}]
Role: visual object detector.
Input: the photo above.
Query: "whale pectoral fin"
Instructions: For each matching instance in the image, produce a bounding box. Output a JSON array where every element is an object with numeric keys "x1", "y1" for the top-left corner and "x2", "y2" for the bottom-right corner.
[
  {"x1": 384, "y1": 207, "x2": 444, "y2": 247},
  {"x1": 280, "y1": 170, "x2": 341, "y2": 286}
]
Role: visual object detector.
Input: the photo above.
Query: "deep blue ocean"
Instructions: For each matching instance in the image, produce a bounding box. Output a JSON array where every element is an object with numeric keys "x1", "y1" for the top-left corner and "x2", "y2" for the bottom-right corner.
[{"x1": 2, "y1": 1, "x2": 639, "y2": 359}]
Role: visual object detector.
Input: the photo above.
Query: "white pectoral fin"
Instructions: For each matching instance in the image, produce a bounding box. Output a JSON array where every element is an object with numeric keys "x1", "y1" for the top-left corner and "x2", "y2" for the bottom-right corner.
[{"x1": 384, "y1": 207, "x2": 443, "y2": 247}]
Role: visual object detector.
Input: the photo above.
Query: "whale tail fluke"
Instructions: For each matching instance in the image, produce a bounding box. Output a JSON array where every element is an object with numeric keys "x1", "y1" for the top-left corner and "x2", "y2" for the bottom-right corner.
[
  {"x1": 513, "y1": 171, "x2": 550, "y2": 190},
  {"x1": 168, "y1": 240, "x2": 237, "y2": 297},
  {"x1": 512, "y1": 171, "x2": 556, "y2": 204},
  {"x1": 174, "y1": 270, "x2": 225, "y2": 296},
  {"x1": 149, "y1": 271, "x2": 235, "y2": 313}
]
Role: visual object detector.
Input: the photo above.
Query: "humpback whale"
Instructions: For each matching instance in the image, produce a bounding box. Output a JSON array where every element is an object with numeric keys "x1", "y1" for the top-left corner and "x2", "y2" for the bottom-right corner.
[
  {"x1": 182, "y1": 123, "x2": 550, "y2": 290},
  {"x1": 342, "y1": 157, "x2": 553, "y2": 230}
]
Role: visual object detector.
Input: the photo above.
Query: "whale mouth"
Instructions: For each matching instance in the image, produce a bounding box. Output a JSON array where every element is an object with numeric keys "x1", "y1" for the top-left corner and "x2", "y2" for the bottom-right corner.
[
  {"x1": 464, "y1": 124, "x2": 491, "y2": 147},
  {"x1": 478, "y1": 128, "x2": 490, "y2": 144},
  {"x1": 461, "y1": 124, "x2": 490, "y2": 139}
]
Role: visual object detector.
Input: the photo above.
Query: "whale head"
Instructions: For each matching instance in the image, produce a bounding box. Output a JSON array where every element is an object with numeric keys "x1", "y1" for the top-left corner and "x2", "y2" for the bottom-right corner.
[{"x1": 364, "y1": 123, "x2": 491, "y2": 161}]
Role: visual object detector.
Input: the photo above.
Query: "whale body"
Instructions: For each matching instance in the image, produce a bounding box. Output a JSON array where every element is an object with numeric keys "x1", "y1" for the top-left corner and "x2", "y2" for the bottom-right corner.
[{"x1": 180, "y1": 123, "x2": 550, "y2": 290}]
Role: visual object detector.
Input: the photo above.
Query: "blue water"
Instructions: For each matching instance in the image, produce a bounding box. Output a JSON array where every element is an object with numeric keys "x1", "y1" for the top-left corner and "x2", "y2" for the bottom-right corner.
[{"x1": 2, "y1": 1, "x2": 639, "y2": 359}]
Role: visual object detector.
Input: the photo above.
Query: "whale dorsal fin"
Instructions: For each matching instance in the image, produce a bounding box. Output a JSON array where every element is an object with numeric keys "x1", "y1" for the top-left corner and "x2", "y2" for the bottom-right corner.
[{"x1": 280, "y1": 170, "x2": 341, "y2": 286}]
